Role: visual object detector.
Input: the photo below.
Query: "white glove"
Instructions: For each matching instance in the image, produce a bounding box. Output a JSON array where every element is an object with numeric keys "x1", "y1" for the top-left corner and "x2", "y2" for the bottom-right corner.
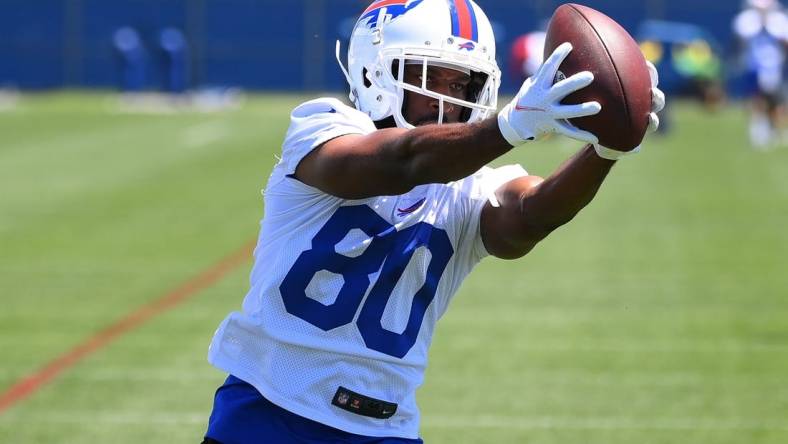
[
  {"x1": 498, "y1": 42, "x2": 601, "y2": 146},
  {"x1": 593, "y1": 61, "x2": 666, "y2": 160}
]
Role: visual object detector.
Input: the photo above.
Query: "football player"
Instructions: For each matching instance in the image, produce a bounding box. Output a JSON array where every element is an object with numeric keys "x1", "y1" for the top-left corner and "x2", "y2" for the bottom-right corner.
[
  {"x1": 733, "y1": 0, "x2": 788, "y2": 148},
  {"x1": 202, "y1": 0, "x2": 664, "y2": 442}
]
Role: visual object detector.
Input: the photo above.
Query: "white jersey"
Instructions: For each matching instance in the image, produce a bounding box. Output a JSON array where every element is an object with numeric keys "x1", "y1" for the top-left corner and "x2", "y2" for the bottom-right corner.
[
  {"x1": 208, "y1": 97, "x2": 526, "y2": 439},
  {"x1": 733, "y1": 7, "x2": 788, "y2": 92}
]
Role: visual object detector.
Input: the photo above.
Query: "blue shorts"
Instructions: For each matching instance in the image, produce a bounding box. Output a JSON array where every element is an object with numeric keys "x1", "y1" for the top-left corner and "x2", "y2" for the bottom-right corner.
[{"x1": 205, "y1": 375, "x2": 424, "y2": 444}]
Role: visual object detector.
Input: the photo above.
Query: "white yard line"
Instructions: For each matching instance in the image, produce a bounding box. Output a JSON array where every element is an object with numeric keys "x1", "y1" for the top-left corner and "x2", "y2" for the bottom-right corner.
[
  {"x1": 2, "y1": 367, "x2": 782, "y2": 389},
  {"x1": 425, "y1": 370, "x2": 788, "y2": 387},
  {"x1": 443, "y1": 339, "x2": 788, "y2": 353},
  {"x1": 180, "y1": 120, "x2": 228, "y2": 148},
  {"x1": 423, "y1": 415, "x2": 788, "y2": 431},
  {"x1": 2, "y1": 411, "x2": 786, "y2": 432}
]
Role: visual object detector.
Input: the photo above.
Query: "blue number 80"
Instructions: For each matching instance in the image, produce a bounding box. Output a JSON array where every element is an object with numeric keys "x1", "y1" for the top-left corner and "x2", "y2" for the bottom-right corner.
[{"x1": 280, "y1": 205, "x2": 453, "y2": 358}]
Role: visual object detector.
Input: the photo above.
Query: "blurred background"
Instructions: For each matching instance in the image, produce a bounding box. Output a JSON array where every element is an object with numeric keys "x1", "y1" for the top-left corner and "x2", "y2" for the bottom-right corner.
[
  {"x1": 0, "y1": 1, "x2": 786, "y2": 443},
  {"x1": 0, "y1": 0, "x2": 773, "y2": 94},
  {"x1": 3, "y1": 0, "x2": 786, "y2": 146}
]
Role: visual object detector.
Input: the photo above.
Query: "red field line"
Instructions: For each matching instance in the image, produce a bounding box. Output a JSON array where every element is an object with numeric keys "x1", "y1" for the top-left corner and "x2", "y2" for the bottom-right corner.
[{"x1": 0, "y1": 240, "x2": 256, "y2": 414}]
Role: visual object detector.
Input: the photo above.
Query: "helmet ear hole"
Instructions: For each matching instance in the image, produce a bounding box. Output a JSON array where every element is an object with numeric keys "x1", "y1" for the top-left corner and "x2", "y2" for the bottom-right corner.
[
  {"x1": 361, "y1": 68, "x2": 372, "y2": 88},
  {"x1": 391, "y1": 60, "x2": 400, "y2": 81},
  {"x1": 467, "y1": 71, "x2": 488, "y2": 103},
  {"x1": 460, "y1": 71, "x2": 490, "y2": 123}
]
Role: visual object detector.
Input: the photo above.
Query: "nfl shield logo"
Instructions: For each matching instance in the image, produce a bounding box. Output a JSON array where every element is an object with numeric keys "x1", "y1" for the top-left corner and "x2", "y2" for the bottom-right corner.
[{"x1": 337, "y1": 392, "x2": 350, "y2": 405}]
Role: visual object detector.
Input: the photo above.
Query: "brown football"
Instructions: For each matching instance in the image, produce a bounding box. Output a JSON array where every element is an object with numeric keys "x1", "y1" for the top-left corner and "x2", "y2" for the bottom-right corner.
[{"x1": 544, "y1": 3, "x2": 651, "y2": 151}]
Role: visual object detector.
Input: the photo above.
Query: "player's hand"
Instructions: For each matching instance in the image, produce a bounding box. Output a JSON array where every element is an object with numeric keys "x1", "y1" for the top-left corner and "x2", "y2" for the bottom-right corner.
[
  {"x1": 498, "y1": 42, "x2": 601, "y2": 146},
  {"x1": 593, "y1": 60, "x2": 666, "y2": 160}
]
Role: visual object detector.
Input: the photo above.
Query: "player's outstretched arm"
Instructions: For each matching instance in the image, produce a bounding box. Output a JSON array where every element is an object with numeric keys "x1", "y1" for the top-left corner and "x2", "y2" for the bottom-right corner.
[
  {"x1": 295, "y1": 118, "x2": 512, "y2": 199},
  {"x1": 479, "y1": 145, "x2": 614, "y2": 259},
  {"x1": 481, "y1": 61, "x2": 665, "y2": 259},
  {"x1": 296, "y1": 43, "x2": 599, "y2": 200}
]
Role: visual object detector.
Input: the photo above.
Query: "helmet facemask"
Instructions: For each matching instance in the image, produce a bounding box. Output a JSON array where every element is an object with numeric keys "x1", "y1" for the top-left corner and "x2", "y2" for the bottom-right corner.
[{"x1": 381, "y1": 51, "x2": 498, "y2": 128}]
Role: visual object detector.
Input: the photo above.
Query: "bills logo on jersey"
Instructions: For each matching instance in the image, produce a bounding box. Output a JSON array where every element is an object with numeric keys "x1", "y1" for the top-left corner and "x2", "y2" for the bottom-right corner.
[
  {"x1": 396, "y1": 197, "x2": 426, "y2": 217},
  {"x1": 358, "y1": 0, "x2": 424, "y2": 29},
  {"x1": 458, "y1": 42, "x2": 475, "y2": 51}
]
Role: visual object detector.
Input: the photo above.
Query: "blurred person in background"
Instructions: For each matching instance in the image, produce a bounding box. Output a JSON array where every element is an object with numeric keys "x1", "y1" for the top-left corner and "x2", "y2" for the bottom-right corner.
[
  {"x1": 670, "y1": 39, "x2": 725, "y2": 109},
  {"x1": 201, "y1": 1, "x2": 663, "y2": 443},
  {"x1": 508, "y1": 23, "x2": 546, "y2": 84},
  {"x1": 158, "y1": 27, "x2": 190, "y2": 95},
  {"x1": 638, "y1": 20, "x2": 726, "y2": 135},
  {"x1": 733, "y1": 0, "x2": 788, "y2": 148},
  {"x1": 112, "y1": 27, "x2": 147, "y2": 93}
]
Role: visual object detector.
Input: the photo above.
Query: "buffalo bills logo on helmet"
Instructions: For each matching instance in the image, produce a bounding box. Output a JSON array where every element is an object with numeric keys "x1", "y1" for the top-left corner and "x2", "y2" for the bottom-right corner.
[
  {"x1": 458, "y1": 42, "x2": 475, "y2": 51},
  {"x1": 358, "y1": 0, "x2": 424, "y2": 29}
]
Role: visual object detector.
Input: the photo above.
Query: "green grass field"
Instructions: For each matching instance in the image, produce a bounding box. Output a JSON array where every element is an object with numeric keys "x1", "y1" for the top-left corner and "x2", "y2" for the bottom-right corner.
[{"x1": 0, "y1": 92, "x2": 786, "y2": 443}]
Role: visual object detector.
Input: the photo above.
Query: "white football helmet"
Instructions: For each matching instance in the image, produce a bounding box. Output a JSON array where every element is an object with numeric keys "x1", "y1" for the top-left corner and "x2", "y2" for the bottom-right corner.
[{"x1": 337, "y1": 0, "x2": 501, "y2": 128}]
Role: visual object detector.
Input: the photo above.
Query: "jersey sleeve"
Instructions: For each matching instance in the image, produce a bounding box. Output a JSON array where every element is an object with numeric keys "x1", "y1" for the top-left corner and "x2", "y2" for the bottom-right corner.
[
  {"x1": 277, "y1": 98, "x2": 377, "y2": 177},
  {"x1": 452, "y1": 164, "x2": 529, "y2": 263}
]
